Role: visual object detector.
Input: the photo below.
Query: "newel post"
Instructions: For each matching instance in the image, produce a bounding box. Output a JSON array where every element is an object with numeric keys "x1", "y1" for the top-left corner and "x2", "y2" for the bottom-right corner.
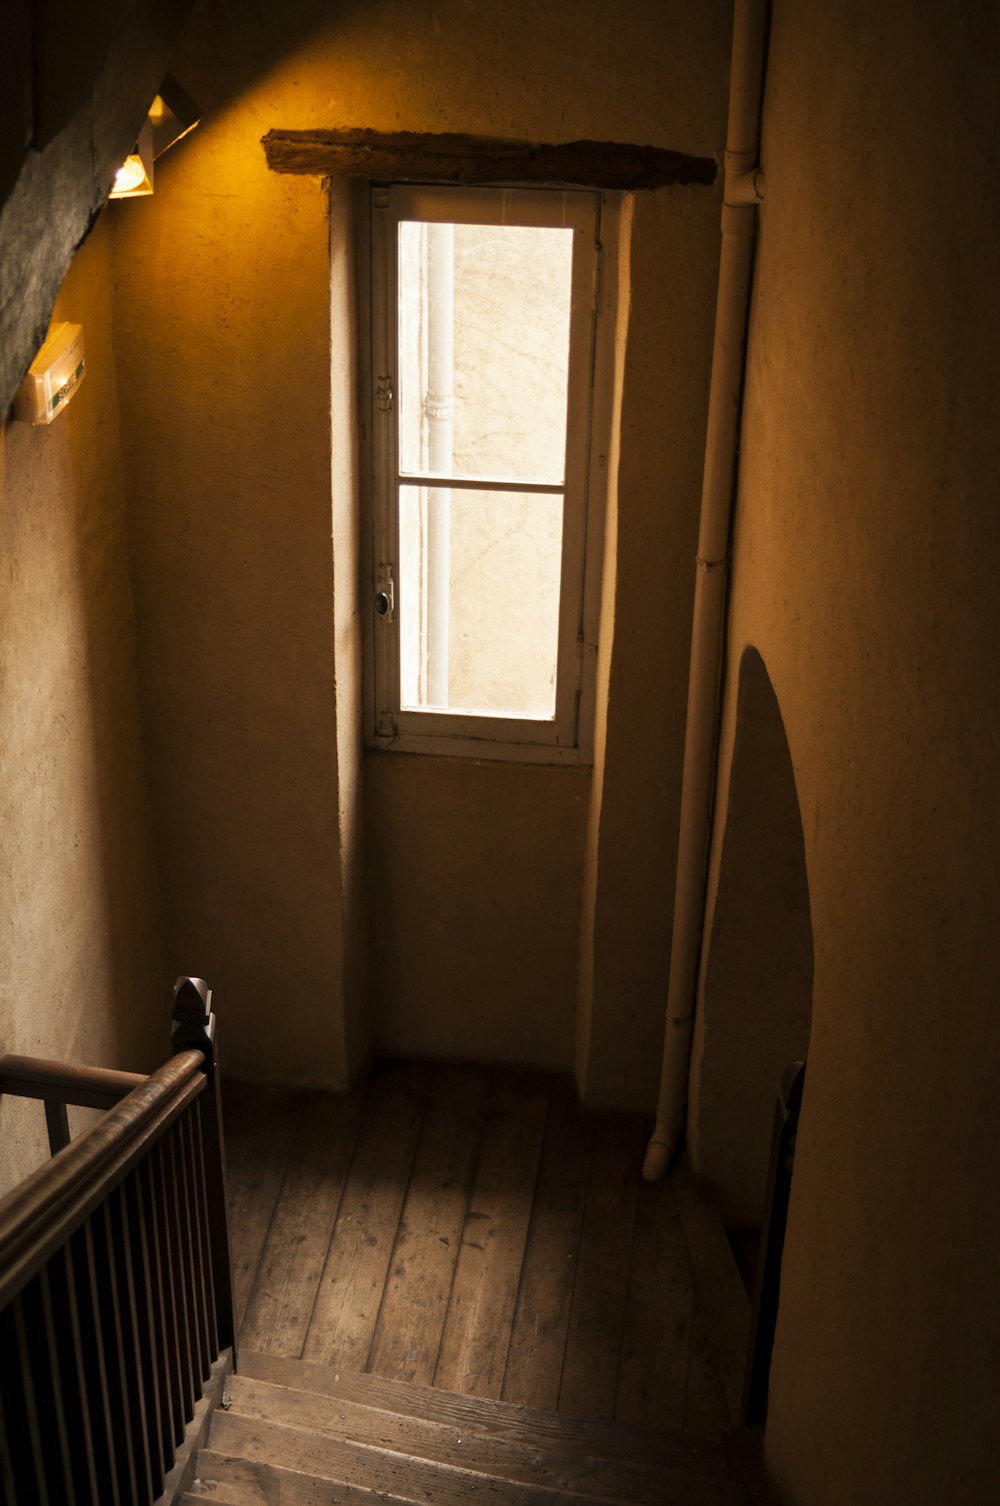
[{"x1": 172, "y1": 976, "x2": 238, "y2": 1367}]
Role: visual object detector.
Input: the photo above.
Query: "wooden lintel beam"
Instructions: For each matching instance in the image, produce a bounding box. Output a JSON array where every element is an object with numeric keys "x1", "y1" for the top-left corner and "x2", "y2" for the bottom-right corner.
[{"x1": 262, "y1": 128, "x2": 717, "y2": 190}]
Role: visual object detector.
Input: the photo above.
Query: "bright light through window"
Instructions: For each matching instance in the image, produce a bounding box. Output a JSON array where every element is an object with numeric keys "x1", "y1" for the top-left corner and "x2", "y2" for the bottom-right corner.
[{"x1": 368, "y1": 184, "x2": 606, "y2": 760}]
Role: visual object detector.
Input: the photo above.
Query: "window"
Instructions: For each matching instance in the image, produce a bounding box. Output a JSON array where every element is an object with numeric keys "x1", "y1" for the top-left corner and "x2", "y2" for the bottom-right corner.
[{"x1": 365, "y1": 182, "x2": 608, "y2": 761}]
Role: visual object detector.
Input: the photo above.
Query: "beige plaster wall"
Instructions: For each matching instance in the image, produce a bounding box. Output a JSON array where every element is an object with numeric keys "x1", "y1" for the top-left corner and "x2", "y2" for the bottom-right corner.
[
  {"x1": 109, "y1": 0, "x2": 729, "y2": 1091},
  {"x1": 367, "y1": 754, "x2": 589, "y2": 1068},
  {"x1": 0, "y1": 215, "x2": 165, "y2": 1193},
  {"x1": 721, "y1": 2, "x2": 1000, "y2": 1500},
  {"x1": 110, "y1": 135, "x2": 360, "y2": 1086}
]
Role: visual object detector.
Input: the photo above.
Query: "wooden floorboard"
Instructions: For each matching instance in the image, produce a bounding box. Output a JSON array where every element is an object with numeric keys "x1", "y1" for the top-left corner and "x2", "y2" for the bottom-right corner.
[
  {"x1": 682, "y1": 1301, "x2": 730, "y2": 1440},
  {"x1": 615, "y1": 1177, "x2": 693, "y2": 1432},
  {"x1": 225, "y1": 1064, "x2": 733, "y2": 1434},
  {"x1": 221, "y1": 1082, "x2": 302, "y2": 1331},
  {"x1": 239, "y1": 1084, "x2": 366, "y2": 1357},
  {"x1": 672, "y1": 1161, "x2": 752, "y2": 1426},
  {"x1": 367, "y1": 1063, "x2": 489, "y2": 1385},
  {"x1": 433, "y1": 1070, "x2": 550, "y2": 1397},
  {"x1": 558, "y1": 1115, "x2": 644, "y2": 1422},
  {"x1": 502, "y1": 1075, "x2": 594, "y2": 1411},
  {"x1": 301, "y1": 1060, "x2": 432, "y2": 1371}
]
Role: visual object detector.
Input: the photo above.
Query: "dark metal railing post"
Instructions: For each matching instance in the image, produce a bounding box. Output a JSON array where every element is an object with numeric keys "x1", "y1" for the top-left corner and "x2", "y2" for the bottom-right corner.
[
  {"x1": 741, "y1": 1060, "x2": 806, "y2": 1428},
  {"x1": 171, "y1": 977, "x2": 238, "y2": 1368}
]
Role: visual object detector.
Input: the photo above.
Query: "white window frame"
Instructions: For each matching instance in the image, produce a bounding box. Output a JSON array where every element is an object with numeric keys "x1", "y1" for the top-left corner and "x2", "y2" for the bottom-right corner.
[{"x1": 363, "y1": 181, "x2": 614, "y2": 764}]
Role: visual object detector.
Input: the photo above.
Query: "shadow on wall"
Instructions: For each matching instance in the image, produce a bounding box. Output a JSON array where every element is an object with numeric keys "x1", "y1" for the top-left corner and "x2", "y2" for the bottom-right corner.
[{"x1": 691, "y1": 645, "x2": 814, "y2": 1227}]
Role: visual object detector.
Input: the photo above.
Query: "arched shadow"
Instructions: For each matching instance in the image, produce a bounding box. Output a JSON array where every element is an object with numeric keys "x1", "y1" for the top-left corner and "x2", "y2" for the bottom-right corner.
[{"x1": 692, "y1": 645, "x2": 813, "y2": 1225}]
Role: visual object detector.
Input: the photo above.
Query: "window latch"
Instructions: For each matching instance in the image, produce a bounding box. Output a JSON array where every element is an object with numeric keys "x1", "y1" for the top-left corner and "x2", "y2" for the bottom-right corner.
[
  {"x1": 375, "y1": 373, "x2": 393, "y2": 412},
  {"x1": 375, "y1": 564, "x2": 395, "y2": 622}
]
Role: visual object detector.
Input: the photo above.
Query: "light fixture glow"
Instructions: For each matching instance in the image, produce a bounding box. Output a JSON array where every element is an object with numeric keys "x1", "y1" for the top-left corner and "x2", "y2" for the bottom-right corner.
[
  {"x1": 109, "y1": 118, "x2": 154, "y2": 199},
  {"x1": 113, "y1": 155, "x2": 149, "y2": 194},
  {"x1": 107, "y1": 77, "x2": 200, "y2": 205}
]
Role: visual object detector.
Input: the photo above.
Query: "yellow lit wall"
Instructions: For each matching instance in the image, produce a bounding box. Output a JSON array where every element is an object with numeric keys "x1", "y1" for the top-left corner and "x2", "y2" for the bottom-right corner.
[
  {"x1": 0, "y1": 216, "x2": 166, "y2": 1191},
  {"x1": 110, "y1": 0, "x2": 730, "y2": 1093}
]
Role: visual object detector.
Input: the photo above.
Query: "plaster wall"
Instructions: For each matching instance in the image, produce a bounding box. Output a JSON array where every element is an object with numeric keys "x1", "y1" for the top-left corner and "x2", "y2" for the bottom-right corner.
[
  {"x1": 109, "y1": 0, "x2": 729, "y2": 1092},
  {"x1": 367, "y1": 754, "x2": 588, "y2": 1069},
  {"x1": 720, "y1": 3, "x2": 1000, "y2": 1500},
  {"x1": 0, "y1": 216, "x2": 165, "y2": 1193},
  {"x1": 110, "y1": 135, "x2": 358, "y2": 1086}
]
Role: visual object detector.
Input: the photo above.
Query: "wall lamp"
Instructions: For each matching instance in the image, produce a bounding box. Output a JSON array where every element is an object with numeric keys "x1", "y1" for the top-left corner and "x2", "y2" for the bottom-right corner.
[{"x1": 110, "y1": 75, "x2": 200, "y2": 199}]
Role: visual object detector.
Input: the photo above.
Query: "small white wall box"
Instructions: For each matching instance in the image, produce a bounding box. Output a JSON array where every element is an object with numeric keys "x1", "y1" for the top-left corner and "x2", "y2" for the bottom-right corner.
[{"x1": 14, "y1": 323, "x2": 86, "y2": 425}]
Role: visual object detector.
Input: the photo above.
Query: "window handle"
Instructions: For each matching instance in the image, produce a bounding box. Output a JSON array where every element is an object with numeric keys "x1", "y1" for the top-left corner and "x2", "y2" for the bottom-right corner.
[{"x1": 375, "y1": 566, "x2": 394, "y2": 621}]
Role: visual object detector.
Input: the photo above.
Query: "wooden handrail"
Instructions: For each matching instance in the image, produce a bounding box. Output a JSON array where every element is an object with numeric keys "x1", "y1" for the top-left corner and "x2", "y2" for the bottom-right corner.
[
  {"x1": 0, "y1": 1050, "x2": 205, "y2": 1311},
  {"x1": 0, "y1": 979, "x2": 236, "y2": 1504},
  {"x1": 0, "y1": 1053, "x2": 148, "y2": 1108}
]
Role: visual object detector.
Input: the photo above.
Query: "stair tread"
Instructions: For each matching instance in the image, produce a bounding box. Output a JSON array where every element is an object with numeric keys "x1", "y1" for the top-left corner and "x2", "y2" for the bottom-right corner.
[
  {"x1": 235, "y1": 1349, "x2": 726, "y2": 1474},
  {"x1": 184, "y1": 1458, "x2": 410, "y2": 1505},
  {"x1": 220, "y1": 1372, "x2": 729, "y2": 1504},
  {"x1": 207, "y1": 1412, "x2": 744, "y2": 1506}
]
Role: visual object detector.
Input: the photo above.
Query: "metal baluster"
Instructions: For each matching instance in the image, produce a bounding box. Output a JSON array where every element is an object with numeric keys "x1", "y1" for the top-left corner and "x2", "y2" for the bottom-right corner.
[
  {"x1": 90, "y1": 1202, "x2": 140, "y2": 1504},
  {"x1": 73, "y1": 1220, "x2": 122, "y2": 1506},
  {"x1": 12, "y1": 1290, "x2": 51, "y2": 1506},
  {"x1": 160, "y1": 1129, "x2": 198, "y2": 1421},
  {"x1": 55, "y1": 1234, "x2": 100, "y2": 1506},
  {"x1": 121, "y1": 1172, "x2": 167, "y2": 1496}
]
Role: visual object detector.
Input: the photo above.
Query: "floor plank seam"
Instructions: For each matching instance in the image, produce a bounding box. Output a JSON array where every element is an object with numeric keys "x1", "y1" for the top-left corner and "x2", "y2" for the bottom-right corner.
[
  {"x1": 430, "y1": 1065, "x2": 491, "y2": 1392},
  {"x1": 233, "y1": 1089, "x2": 306, "y2": 1336},
  {"x1": 496, "y1": 1070, "x2": 555, "y2": 1404},
  {"x1": 293, "y1": 1081, "x2": 370, "y2": 1363},
  {"x1": 552, "y1": 1107, "x2": 595, "y2": 1418},
  {"x1": 609, "y1": 1167, "x2": 644, "y2": 1429},
  {"x1": 418, "y1": 1064, "x2": 490, "y2": 1391},
  {"x1": 360, "y1": 1061, "x2": 436, "y2": 1378}
]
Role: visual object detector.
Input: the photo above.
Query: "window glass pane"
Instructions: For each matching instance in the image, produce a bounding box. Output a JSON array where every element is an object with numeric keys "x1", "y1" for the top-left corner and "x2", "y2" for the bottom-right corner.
[
  {"x1": 398, "y1": 483, "x2": 563, "y2": 718},
  {"x1": 397, "y1": 221, "x2": 573, "y2": 484}
]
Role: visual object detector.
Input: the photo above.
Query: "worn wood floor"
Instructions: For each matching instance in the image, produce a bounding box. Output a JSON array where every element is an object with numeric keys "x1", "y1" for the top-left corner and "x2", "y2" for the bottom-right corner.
[{"x1": 222, "y1": 1061, "x2": 729, "y2": 1436}]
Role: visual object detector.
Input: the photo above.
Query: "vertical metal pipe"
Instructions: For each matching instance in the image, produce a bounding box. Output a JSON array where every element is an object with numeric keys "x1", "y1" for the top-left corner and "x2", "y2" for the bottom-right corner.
[
  {"x1": 644, "y1": 0, "x2": 768, "y2": 1180},
  {"x1": 425, "y1": 221, "x2": 455, "y2": 707}
]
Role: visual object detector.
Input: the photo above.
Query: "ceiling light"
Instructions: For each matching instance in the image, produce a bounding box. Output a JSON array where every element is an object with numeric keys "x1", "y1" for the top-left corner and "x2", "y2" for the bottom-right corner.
[
  {"x1": 110, "y1": 119, "x2": 153, "y2": 199},
  {"x1": 108, "y1": 76, "x2": 200, "y2": 202}
]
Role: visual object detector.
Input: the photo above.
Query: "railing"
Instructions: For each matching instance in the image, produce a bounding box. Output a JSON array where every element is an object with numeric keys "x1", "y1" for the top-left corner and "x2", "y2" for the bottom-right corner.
[{"x1": 0, "y1": 978, "x2": 235, "y2": 1506}]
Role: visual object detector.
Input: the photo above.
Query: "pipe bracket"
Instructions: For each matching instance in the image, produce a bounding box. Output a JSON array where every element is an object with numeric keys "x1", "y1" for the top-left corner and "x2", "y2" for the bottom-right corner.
[{"x1": 724, "y1": 166, "x2": 765, "y2": 206}]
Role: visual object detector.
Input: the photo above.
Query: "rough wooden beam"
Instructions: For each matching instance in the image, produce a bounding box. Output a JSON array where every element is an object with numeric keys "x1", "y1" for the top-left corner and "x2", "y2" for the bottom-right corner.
[
  {"x1": 1, "y1": 0, "x2": 196, "y2": 419},
  {"x1": 262, "y1": 128, "x2": 717, "y2": 190}
]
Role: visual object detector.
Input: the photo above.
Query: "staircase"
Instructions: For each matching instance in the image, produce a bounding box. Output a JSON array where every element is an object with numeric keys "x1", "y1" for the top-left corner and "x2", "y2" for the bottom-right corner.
[{"x1": 182, "y1": 1351, "x2": 745, "y2": 1505}]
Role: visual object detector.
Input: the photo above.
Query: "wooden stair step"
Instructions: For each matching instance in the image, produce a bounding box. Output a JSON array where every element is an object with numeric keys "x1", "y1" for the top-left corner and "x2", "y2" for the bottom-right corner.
[
  {"x1": 182, "y1": 1452, "x2": 417, "y2": 1504},
  {"x1": 221, "y1": 1372, "x2": 734, "y2": 1505},
  {"x1": 188, "y1": 1452, "x2": 710, "y2": 1506},
  {"x1": 187, "y1": 1453, "x2": 675, "y2": 1506},
  {"x1": 236, "y1": 1349, "x2": 728, "y2": 1477},
  {"x1": 206, "y1": 1407, "x2": 744, "y2": 1506}
]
